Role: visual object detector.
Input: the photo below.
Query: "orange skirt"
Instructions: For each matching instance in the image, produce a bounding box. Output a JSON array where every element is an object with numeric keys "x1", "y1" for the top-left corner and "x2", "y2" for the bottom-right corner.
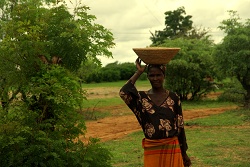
[{"x1": 142, "y1": 136, "x2": 184, "y2": 167}]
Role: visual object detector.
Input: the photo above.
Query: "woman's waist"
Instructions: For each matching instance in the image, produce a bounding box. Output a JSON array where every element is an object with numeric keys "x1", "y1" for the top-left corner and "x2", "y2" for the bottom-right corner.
[{"x1": 142, "y1": 136, "x2": 179, "y2": 148}]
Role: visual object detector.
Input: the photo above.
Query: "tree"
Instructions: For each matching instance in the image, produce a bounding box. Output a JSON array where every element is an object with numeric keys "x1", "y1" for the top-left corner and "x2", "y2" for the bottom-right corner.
[
  {"x1": 161, "y1": 38, "x2": 215, "y2": 100},
  {"x1": 117, "y1": 62, "x2": 137, "y2": 80},
  {"x1": 77, "y1": 56, "x2": 102, "y2": 83},
  {"x1": 103, "y1": 61, "x2": 136, "y2": 81},
  {"x1": 0, "y1": 0, "x2": 114, "y2": 166},
  {"x1": 150, "y1": 6, "x2": 193, "y2": 44},
  {"x1": 215, "y1": 10, "x2": 250, "y2": 108},
  {"x1": 0, "y1": 66, "x2": 112, "y2": 166},
  {"x1": 149, "y1": 6, "x2": 215, "y2": 100},
  {"x1": 101, "y1": 62, "x2": 121, "y2": 82},
  {"x1": 0, "y1": 0, "x2": 114, "y2": 109}
]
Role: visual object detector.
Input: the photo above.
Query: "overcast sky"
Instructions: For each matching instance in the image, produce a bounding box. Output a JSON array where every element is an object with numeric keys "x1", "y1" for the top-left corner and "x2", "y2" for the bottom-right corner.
[{"x1": 81, "y1": 0, "x2": 250, "y2": 66}]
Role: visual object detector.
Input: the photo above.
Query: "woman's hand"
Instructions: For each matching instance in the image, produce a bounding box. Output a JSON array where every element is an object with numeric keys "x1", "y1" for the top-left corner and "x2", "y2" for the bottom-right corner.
[
  {"x1": 126, "y1": 58, "x2": 147, "y2": 84},
  {"x1": 182, "y1": 153, "x2": 191, "y2": 167},
  {"x1": 135, "y1": 58, "x2": 147, "y2": 74}
]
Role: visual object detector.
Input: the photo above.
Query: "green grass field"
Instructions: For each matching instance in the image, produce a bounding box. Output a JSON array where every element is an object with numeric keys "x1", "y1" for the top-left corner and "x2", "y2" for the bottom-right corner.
[
  {"x1": 82, "y1": 81, "x2": 250, "y2": 166},
  {"x1": 103, "y1": 109, "x2": 250, "y2": 167},
  {"x1": 81, "y1": 80, "x2": 150, "y2": 88}
]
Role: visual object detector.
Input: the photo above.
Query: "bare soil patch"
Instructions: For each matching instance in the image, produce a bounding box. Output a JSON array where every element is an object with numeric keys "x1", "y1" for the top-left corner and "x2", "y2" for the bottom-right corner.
[
  {"x1": 81, "y1": 106, "x2": 237, "y2": 142},
  {"x1": 80, "y1": 87, "x2": 236, "y2": 142}
]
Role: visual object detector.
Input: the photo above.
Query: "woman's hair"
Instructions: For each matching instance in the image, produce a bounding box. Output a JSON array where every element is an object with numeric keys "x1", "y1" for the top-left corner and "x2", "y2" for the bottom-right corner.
[{"x1": 147, "y1": 64, "x2": 166, "y2": 75}]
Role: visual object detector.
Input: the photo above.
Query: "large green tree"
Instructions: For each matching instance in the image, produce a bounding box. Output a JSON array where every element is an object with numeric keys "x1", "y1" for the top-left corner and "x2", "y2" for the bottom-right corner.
[
  {"x1": 215, "y1": 11, "x2": 250, "y2": 108},
  {"x1": 150, "y1": 6, "x2": 193, "y2": 44},
  {"x1": 0, "y1": 0, "x2": 114, "y2": 108},
  {"x1": 160, "y1": 38, "x2": 215, "y2": 100},
  {"x1": 0, "y1": 0, "x2": 114, "y2": 166},
  {"x1": 149, "y1": 7, "x2": 215, "y2": 100}
]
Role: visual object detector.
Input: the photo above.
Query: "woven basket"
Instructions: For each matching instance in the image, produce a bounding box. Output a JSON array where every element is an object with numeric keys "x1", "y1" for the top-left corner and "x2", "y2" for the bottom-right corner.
[{"x1": 133, "y1": 47, "x2": 180, "y2": 64}]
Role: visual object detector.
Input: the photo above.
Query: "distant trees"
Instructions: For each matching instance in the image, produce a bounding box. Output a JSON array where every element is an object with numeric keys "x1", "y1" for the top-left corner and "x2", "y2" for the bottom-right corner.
[
  {"x1": 77, "y1": 58, "x2": 103, "y2": 83},
  {"x1": 214, "y1": 11, "x2": 250, "y2": 108},
  {"x1": 78, "y1": 61, "x2": 138, "y2": 83},
  {"x1": 150, "y1": 6, "x2": 193, "y2": 44}
]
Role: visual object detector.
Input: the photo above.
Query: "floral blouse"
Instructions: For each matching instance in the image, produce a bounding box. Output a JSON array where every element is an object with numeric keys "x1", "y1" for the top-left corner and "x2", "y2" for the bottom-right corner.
[{"x1": 119, "y1": 82, "x2": 188, "y2": 152}]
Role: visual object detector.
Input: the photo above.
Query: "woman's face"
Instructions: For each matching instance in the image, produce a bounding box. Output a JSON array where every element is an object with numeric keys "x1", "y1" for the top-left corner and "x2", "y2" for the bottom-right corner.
[{"x1": 147, "y1": 67, "x2": 165, "y2": 88}]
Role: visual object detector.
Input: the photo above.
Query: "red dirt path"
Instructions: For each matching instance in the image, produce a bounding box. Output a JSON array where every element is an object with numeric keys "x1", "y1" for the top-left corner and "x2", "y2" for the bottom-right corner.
[{"x1": 80, "y1": 87, "x2": 237, "y2": 142}]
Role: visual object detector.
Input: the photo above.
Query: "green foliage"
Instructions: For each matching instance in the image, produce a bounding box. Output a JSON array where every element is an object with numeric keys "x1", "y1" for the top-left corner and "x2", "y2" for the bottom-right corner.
[
  {"x1": 0, "y1": 0, "x2": 113, "y2": 166},
  {"x1": 0, "y1": 0, "x2": 114, "y2": 74},
  {"x1": 217, "y1": 78, "x2": 246, "y2": 104},
  {"x1": 101, "y1": 62, "x2": 135, "y2": 82},
  {"x1": 160, "y1": 38, "x2": 215, "y2": 100},
  {"x1": 114, "y1": 62, "x2": 136, "y2": 80},
  {"x1": 77, "y1": 58, "x2": 102, "y2": 83},
  {"x1": 0, "y1": 66, "x2": 112, "y2": 166},
  {"x1": 150, "y1": 6, "x2": 193, "y2": 44},
  {"x1": 215, "y1": 10, "x2": 250, "y2": 108},
  {"x1": 0, "y1": 0, "x2": 114, "y2": 108},
  {"x1": 101, "y1": 68, "x2": 121, "y2": 82},
  {"x1": 79, "y1": 62, "x2": 137, "y2": 83},
  {"x1": 149, "y1": 7, "x2": 216, "y2": 101}
]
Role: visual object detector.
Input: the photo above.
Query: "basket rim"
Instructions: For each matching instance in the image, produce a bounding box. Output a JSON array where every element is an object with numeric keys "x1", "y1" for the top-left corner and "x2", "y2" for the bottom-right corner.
[{"x1": 132, "y1": 47, "x2": 180, "y2": 64}]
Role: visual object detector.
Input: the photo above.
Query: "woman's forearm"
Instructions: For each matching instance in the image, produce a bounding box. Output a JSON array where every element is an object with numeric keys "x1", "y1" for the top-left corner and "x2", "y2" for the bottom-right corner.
[{"x1": 126, "y1": 71, "x2": 143, "y2": 84}]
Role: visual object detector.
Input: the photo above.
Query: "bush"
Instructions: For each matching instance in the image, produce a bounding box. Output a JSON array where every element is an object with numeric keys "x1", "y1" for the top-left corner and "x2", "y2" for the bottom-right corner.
[
  {"x1": 101, "y1": 69, "x2": 120, "y2": 82},
  {"x1": 160, "y1": 38, "x2": 215, "y2": 101},
  {"x1": 217, "y1": 78, "x2": 245, "y2": 104},
  {"x1": 0, "y1": 66, "x2": 112, "y2": 167},
  {"x1": 138, "y1": 73, "x2": 148, "y2": 81},
  {"x1": 218, "y1": 91, "x2": 245, "y2": 103}
]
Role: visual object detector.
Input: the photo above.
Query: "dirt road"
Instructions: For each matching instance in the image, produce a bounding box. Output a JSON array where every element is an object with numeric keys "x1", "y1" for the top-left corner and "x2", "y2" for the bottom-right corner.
[{"x1": 80, "y1": 87, "x2": 236, "y2": 142}]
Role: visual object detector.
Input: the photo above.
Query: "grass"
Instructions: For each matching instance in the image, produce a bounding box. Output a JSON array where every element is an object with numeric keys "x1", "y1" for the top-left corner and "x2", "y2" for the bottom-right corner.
[
  {"x1": 81, "y1": 97, "x2": 236, "y2": 110},
  {"x1": 186, "y1": 126, "x2": 250, "y2": 167},
  {"x1": 182, "y1": 100, "x2": 236, "y2": 110},
  {"x1": 185, "y1": 109, "x2": 249, "y2": 126},
  {"x1": 103, "y1": 109, "x2": 250, "y2": 167},
  {"x1": 81, "y1": 80, "x2": 249, "y2": 166},
  {"x1": 81, "y1": 97, "x2": 124, "y2": 109},
  {"x1": 104, "y1": 131, "x2": 144, "y2": 167},
  {"x1": 81, "y1": 80, "x2": 150, "y2": 88}
]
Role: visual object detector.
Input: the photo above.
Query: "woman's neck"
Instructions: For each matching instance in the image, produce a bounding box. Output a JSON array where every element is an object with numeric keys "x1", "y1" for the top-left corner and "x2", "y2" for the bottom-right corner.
[{"x1": 149, "y1": 87, "x2": 165, "y2": 94}]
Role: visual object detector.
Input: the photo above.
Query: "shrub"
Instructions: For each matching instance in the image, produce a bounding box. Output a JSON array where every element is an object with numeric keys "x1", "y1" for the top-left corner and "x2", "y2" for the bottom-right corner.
[
  {"x1": 217, "y1": 78, "x2": 245, "y2": 104},
  {"x1": 0, "y1": 66, "x2": 112, "y2": 167}
]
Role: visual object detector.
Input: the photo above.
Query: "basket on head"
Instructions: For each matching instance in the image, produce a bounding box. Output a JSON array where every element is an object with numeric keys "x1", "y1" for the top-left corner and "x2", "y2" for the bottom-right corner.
[{"x1": 133, "y1": 47, "x2": 180, "y2": 64}]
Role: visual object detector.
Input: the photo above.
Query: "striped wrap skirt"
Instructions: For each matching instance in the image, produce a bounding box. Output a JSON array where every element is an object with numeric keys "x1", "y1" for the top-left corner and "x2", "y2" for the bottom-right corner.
[{"x1": 142, "y1": 136, "x2": 184, "y2": 167}]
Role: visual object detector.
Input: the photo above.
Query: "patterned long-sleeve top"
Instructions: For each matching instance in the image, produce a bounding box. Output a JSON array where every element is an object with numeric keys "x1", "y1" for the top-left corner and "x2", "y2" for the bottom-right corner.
[{"x1": 119, "y1": 81, "x2": 188, "y2": 152}]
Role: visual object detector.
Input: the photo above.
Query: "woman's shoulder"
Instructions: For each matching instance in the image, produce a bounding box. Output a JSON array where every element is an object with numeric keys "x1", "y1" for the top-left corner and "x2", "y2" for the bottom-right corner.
[{"x1": 168, "y1": 91, "x2": 180, "y2": 100}]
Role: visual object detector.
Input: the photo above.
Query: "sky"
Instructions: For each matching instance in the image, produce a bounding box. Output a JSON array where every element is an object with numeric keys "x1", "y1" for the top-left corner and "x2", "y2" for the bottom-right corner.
[{"x1": 79, "y1": 0, "x2": 250, "y2": 66}]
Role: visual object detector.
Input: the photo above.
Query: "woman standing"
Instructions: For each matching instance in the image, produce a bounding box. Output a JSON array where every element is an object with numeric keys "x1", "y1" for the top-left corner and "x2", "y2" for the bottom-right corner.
[{"x1": 119, "y1": 58, "x2": 191, "y2": 167}]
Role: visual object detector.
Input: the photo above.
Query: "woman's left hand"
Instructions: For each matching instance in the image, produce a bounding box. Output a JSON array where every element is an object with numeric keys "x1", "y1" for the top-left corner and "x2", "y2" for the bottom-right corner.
[{"x1": 182, "y1": 153, "x2": 191, "y2": 167}]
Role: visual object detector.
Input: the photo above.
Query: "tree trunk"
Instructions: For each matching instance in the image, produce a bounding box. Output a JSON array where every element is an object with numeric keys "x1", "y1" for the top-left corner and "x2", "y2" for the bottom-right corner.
[{"x1": 244, "y1": 88, "x2": 250, "y2": 109}]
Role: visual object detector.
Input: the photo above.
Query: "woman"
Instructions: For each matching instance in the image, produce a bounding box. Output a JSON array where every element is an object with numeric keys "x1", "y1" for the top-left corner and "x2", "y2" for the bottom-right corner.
[{"x1": 119, "y1": 58, "x2": 191, "y2": 167}]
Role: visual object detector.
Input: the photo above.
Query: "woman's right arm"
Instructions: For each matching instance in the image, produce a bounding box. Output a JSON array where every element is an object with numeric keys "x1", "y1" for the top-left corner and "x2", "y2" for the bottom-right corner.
[{"x1": 119, "y1": 58, "x2": 146, "y2": 118}]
